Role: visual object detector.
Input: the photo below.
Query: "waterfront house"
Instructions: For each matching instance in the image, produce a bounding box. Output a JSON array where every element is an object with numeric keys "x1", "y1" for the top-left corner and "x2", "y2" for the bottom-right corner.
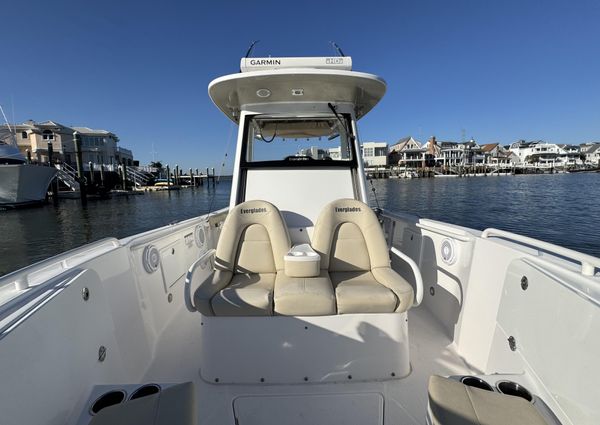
[
  {"x1": 556, "y1": 144, "x2": 583, "y2": 167},
  {"x1": 431, "y1": 138, "x2": 483, "y2": 167},
  {"x1": 510, "y1": 140, "x2": 582, "y2": 167},
  {"x1": 388, "y1": 136, "x2": 422, "y2": 165},
  {"x1": 584, "y1": 144, "x2": 600, "y2": 165},
  {"x1": 509, "y1": 140, "x2": 557, "y2": 165},
  {"x1": 361, "y1": 141, "x2": 388, "y2": 167},
  {"x1": 481, "y1": 143, "x2": 518, "y2": 166},
  {"x1": 580, "y1": 142, "x2": 597, "y2": 154},
  {"x1": 1, "y1": 121, "x2": 133, "y2": 167}
]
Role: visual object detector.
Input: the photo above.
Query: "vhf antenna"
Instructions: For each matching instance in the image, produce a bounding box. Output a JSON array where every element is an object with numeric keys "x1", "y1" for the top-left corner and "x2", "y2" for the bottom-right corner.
[
  {"x1": 244, "y1": 40, "x2": 260, "y2": 58},
  {"x1": 330, "y1": 41, "x2": 346, "y2": 57}
]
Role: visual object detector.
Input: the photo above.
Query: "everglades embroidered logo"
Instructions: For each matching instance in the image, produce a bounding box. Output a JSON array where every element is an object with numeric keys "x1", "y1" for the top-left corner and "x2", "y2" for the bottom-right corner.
[
  {"x1": 241, "y1": 207, "x2": 267, "y2": 214},
  {"x1": 335, "y1": 206, "x2": 361, "y2": 213}
]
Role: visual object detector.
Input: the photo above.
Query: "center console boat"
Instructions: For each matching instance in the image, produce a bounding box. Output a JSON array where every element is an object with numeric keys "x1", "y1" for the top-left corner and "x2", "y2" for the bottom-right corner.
[{"x1": 0, "y1": 56, "x2": 598, "y2": 425}]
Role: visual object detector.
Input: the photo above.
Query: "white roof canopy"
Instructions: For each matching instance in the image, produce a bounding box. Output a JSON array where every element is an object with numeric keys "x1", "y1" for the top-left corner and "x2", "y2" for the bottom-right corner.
[{"x1": 208, "y1": 68, "x2": 386, "y2": 123}]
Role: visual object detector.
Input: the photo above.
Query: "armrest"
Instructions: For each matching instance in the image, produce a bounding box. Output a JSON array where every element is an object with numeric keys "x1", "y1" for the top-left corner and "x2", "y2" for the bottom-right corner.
[
  {"x1": 390, "y1": 246, "x2": 424, "y2": 307},
  {"x1": 372, "y1": 267, "x2": 414, "y2": 313},
  {"x1": 185, "y1": 250, "x2": 232, "y2": 315}
]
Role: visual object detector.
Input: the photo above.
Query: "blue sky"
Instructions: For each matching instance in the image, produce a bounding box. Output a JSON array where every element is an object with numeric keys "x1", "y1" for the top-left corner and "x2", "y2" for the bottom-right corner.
[{"x1": 1, "y1": 0, "x2": 599, "y2": 173}]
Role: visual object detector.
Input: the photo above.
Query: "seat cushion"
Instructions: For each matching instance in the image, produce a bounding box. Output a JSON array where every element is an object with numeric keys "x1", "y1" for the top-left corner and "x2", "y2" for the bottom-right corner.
[
  {"x1": 274, "y1": 270, "x2": 336, "y2": 316},
  {"x1": 211, "y1": 273, "x2": 275, "y2": 316},
  {"x1": 331, "y1": 271, "x2": 398, "y2": 314},
  {"x1": 428, "y1": 375, "x2": 547, "y2": 425}
]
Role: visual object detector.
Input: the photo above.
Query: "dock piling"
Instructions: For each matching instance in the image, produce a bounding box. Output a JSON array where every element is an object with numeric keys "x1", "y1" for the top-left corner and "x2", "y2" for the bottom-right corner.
[
  {"x1": 88, "y1": 162, "x2": 95, "y2": 186},
  {"x1": 47, "y1": 141, "x2": 58, "y2": 205},
  {"x1": 121, "y1": 163, "x2": 128, "y2": 190},
  {"x1": 73, "y1": 131, "x2": 87, "y2": 205}
]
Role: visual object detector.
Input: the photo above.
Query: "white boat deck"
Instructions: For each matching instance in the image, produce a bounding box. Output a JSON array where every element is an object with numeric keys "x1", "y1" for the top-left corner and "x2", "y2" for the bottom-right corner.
[{"x1": 141, "y1": 304, "x2": 473, "y2": 424}]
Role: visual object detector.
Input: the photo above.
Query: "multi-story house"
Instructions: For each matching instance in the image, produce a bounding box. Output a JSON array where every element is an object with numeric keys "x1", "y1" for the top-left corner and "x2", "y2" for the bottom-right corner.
[
  {"x1": 1, "y1": 121, "x2": 133, "y2": 166},
  {"x1": 481, "y1": 143, "x2": 518, "y2": 165},
  {"x1": 361, "y1": 142, "x2": 388, "y2": 167},
  {"x1": 510, "y1": 140, "x2": 582, "y2": 166},
  {"x1": 388, "y1": 136, "x2": 422, "y2": 165},
  {"x1": 584, "y1": 144, "x2": 600, "y2": 165}
]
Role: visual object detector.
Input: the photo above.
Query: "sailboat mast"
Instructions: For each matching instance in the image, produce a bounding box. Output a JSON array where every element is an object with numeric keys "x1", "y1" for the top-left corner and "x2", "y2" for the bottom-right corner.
[{"x1": 0, "y1": 104, "x2": 18, "y2": 148}]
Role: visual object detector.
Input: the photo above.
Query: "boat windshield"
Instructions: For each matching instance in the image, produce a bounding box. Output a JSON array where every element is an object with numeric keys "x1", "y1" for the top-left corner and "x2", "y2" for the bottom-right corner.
[{"x1": 244, "y1": 115, "x2": 354, "y2": 164}]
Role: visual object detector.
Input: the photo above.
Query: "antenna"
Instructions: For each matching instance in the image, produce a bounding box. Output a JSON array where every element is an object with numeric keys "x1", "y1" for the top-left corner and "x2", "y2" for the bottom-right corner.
[
  {"x1": 461, "y1": 128, "x2": 466, "y2": 143},
  {"x1": 329, "y1": 41, "x2": 346, "y2": 57},
  {"x1": 244, "y1": 40, "x2": 260, "y2": 58},
  {"x1": 150, "y1": 143, "x2": 158, "y2": 163}
]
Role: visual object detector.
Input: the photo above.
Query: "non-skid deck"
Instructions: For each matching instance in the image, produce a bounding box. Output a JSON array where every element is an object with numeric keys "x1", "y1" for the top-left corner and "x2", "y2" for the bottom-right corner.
[{"x1": 140, "y1": 304, "x2": 473, "y2": 425}]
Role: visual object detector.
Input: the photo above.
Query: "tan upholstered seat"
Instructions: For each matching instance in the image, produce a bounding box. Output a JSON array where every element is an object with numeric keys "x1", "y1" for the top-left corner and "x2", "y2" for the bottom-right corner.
[
  {"x1": 274, "y1": 270, "x2": 336, "y2": 316},
  {"x1": 312, "y1": 199, "x2": 414, "y2": 314},
  {"x1": 428, "y1": 375, "x2": 547, "y2": 425},
  {"x1": 193, "y1": 200, "x2": 291, "y2": 316}
]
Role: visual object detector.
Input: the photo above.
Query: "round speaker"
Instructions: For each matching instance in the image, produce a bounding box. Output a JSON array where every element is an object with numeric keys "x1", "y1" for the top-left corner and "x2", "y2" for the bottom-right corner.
[
  {"x1": 440, "y1": 238, "x2": 457, "y2": 265},
  {"x1": 194, "y1": 223, "x2": 207, "y2": 249},
  {"x1": 142, "y1": 245, "x2": 160, "y2": 274}
]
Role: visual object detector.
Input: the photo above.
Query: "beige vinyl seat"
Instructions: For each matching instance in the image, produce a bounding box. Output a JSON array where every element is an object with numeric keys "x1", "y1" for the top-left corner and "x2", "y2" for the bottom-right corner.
[
  {"x1": 312, "y1": 199, "x2": 414, "y2": 314},
  {"x1": 193, "y1": 200, "x2": 291, "y2": 316},
  {"x1": 274, "y1": 270, "x2": 336, "y2": 316},
  {"x1": 428, "y1": 375, "x2": 547, "y2": 425}
]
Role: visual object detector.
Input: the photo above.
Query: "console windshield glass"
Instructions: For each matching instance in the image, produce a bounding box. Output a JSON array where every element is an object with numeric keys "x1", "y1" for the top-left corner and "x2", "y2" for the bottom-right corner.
[{"x1": 245, "y1": 116, "x2": 353, "y2": 163}]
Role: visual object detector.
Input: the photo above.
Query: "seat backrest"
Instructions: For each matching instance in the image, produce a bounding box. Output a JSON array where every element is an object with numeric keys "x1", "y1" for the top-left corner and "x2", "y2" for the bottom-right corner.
[
  {"x1": 215, "y1": 200, "x2": 291, "y2": 274},
  {"x1": 312, "y1": 199, "x2": 390, "y2": 272}
]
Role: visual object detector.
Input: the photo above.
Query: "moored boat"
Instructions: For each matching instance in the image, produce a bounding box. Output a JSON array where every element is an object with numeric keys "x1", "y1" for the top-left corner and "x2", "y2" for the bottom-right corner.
[
  {"x1": 0, "y1": 56, "x2": 598, "y2": 425},
  {"x1": 0, "y1": 129, "x2": 57, "y2": 207}
]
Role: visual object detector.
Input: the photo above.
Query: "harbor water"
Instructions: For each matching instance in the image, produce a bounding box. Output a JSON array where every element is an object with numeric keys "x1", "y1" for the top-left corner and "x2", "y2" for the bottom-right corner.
[{"x1": 1, "y1": 173, "x2": 599, "y2": 277}]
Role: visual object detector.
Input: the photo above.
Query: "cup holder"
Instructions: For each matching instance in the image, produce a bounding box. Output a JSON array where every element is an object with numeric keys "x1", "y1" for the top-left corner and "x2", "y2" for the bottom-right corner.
[
  {"x1": 130, "y1": 384, "x2": 161, "y2": 400},
  {"x1": 460, "y1": 376, "x2": 494, "y2": 391},
  {"x1": 90, "y1": 390, "x2": 126, "y2": 415},
  {"x1": 496, "y1": 381, "x2": 533, "y2": 402}
]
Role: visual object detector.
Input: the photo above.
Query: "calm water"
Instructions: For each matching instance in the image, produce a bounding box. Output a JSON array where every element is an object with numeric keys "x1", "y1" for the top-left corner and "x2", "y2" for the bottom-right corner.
[
  {"x1": 368, "y1": 173, "x2": 600, "y2": 257},
  {"x1": 1, "y1": 173, "x2": 599, "y2": 276}
]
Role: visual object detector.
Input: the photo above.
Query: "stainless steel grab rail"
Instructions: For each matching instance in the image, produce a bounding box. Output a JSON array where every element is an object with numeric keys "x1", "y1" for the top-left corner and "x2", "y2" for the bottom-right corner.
[{"x1": 482, "y1": 228, "x2": 600, "y2": 277}]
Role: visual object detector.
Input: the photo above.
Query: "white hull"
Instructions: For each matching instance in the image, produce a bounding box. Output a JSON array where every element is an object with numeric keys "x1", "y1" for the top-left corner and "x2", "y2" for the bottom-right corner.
[
  {"x1": 0, "y1": 164, "x2": 57, "y2": 205},
  {"x1": 1, "y1": 57, "x2": 598, "y2": 425}
]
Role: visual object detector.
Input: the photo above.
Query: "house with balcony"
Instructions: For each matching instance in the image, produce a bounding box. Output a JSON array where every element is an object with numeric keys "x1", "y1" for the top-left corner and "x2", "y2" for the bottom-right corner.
[
  {"x1": 584, "y1": 144, "x2": 600, "y2": 165},
  {"x1": 0, "y1": 121, "x2": 133, "y2": 167},
  {"x1": 388, "y1": 136, "x2": 422, "y2": 166},
  {"x1": 481, "y1": 143, "x2": 518, "y2": 165},
  {"x1": 509, "y1": 140, "x2": 582, "y2": 167}
]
